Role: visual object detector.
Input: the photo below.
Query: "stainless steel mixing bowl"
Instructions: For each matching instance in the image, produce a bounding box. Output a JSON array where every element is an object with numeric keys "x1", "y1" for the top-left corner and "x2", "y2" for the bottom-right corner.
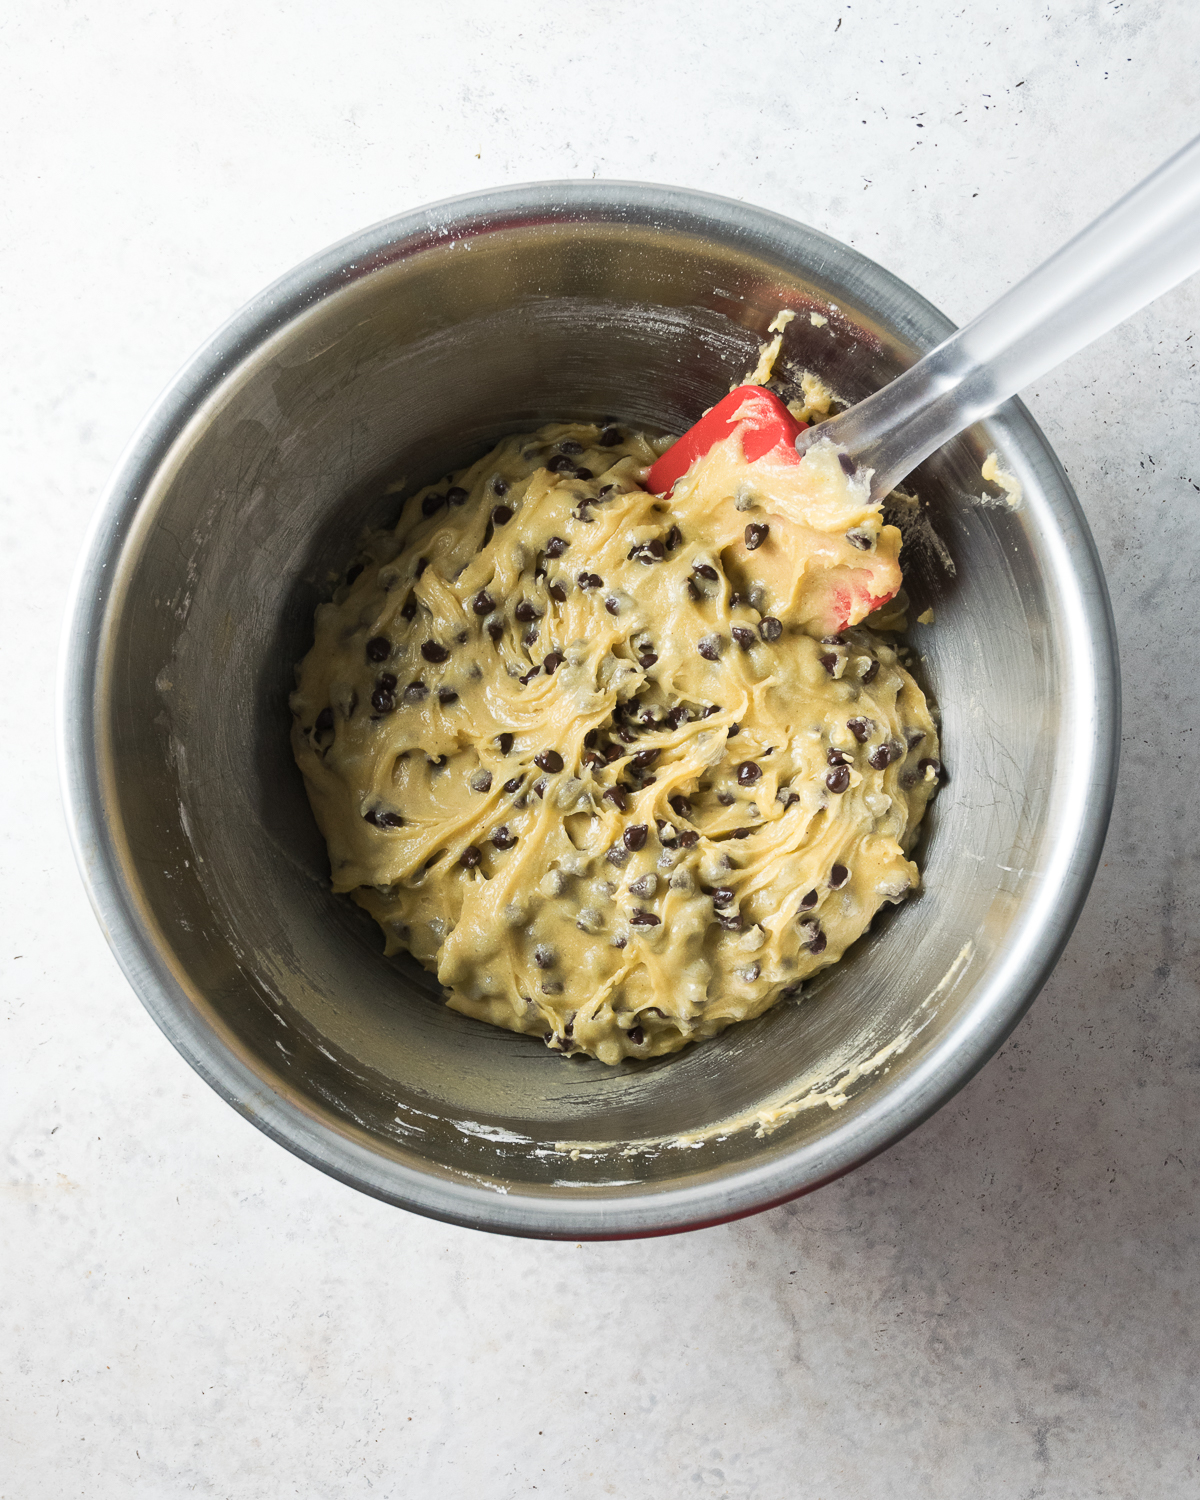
[{"x1": 59, "y1": 182, "x2": 1119, "y2": 1238}]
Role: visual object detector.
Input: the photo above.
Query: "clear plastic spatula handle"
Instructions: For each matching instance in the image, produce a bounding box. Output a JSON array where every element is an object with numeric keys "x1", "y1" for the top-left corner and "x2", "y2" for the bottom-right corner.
[{"x1": 797, "y1": 131, "x2": 1200, "y2": 501}]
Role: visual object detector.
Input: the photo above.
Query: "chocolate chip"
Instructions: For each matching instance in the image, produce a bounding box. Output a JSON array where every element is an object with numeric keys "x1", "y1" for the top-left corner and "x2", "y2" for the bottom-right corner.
[
  {"x1": 666, "y1": 706, "x2": 690, "y2": 729},
  {"x1": 825, "y1": 765, "x2": 850, "y2": 793},
  {"x1": 731, "y1": 625, "x2": 756, "y2": 649},
  {"x1": 603, "y1": 740, "x2": 624, "y2": 760},
  {"x1": 638, "y1": 652, "x2": 658, "y2": 668},
  {"x1": 847, "y1": 716, "x2": 872, "y2": 743},
  {"x1": 669, "y1": 795, "x2": 692, "y2": 818},
  {"x1": 503, "y1": 776, "x2": 523, "y2": 793},
  {"x1": 545, "y1": 536, "x2": 569, "y2": 558},
  {"x1": 534, "y1": 944, "x2": 556, "y2": 969},
  {"x1": 736, "y1": 761, "x2": 762, "y2": 785},
  {"x1": 575, "y1": 468, "x2": 593, "y2": 480},
  {"x1": 498, "y1": 733, "x2": 514, "y2": 755},
  {"x1": 632, "y1": 748, "x2": 659, "y2": 769},
  {"x1": 627, "y1": 1024, "x2": 644, "y2": 1044},
  {"x1": 624, "y1": 823, "x2": 648, "y2": 851},
  {"x1": 514, "y1": 600, "x2": 538, "y2": 623},
  {"x1": 470, "y1": 769, "x2": 493, "y2": 793},
  {"x1": 744, "y1": 522, "x2": 769, "y2": 550},
  {"x1": 533, "y1": 776, "x2": 547, "y2": 798},
  {"x1": 799, "y1": 889, "x2": 818, "y2": 910},
  {"x1": 371, "y1": 687, "x2": 396, "y2": 714},
  {"x1": 838, "y1": 452, "x2": 857, "y2": 476},
  {"x1": 630, "y1": 910, "x2": 660, "y2": 926},
  {"x1": 601, "y1": 597, "x2": 620, "y2": 617},
  {"x1": 599, "y1": 426, "x2": 622, "y2": 447},
  {"x1": 676, "y1": 830, "x2": 699, "y2": 848},
  {"x1": 687, "y1": 578, "x2": 702, "y2": 602},
  {"x1": 727, "y1": 722, "x2": 740, "y2": 738},
  {"x1": 487, "y1": 621, "x2": 503, "y2": 644},
  {"x1": 718, "y1": 913, "x2": 743, "y2": 931},
  {"x1": 655, "y1": 820, "x2": 676, "y2": 842},
  {"x1": 861, "y1": 659, "x2": 880, "y2": 685},
  {"x1": 438, "y1": 688, "x2": 459, "y2": 704},
  {"x1": 731, "y1": 827, "x2": 751, "y2": 839},
  {"x1": 821, "y1": 635, "x2": 846, "y2": 646},
  {"x1": 492, "y1": 504, "x2": 514, "y2": 526},
  {"x1": 698, "y1": 636, "x2": 721, "y2": 661},
  {"x1": 492, "y1": 826, "x2": 516, "y2": 850},
  {"x1": 415, "y1": 557, "x2": 429, "y2": 578},
  {"x1": 447, "y1": 485, "x2": 469, "y2": 506},
  {"x1": 365, "y1": 808, "x2": 404, "y2": 829},
  {"x1": 830, "y1": 863, "x2": 849, "y2": 888},
  {"x1": 827, "y1": 748, "x2": 851, "y2": 767},
  {"x1": 459, "y1": 845, "x2": 482, "y2": 869},
  {"x1": 520, "y1": 665, "x2": 542, "y2": 684},
  {"x1": 729, "y1": 592, "x2": 743, "y2": 608},
  {"x1": 421, "y1": 641, "x2": 450, "y2": 663},
  {"x1": 692, "y1": 562, "x2": 718, "y2": 580},
  {"x1": 559, "y1": 439, "x2": 584, "y2": 456},
  {"x1": 606, "y1": 844, "x2": 630, "y2": 866},
  {"x1": 712, "y1": 887, "x2": 735, "y2": 907},
  {"x1": 544, "y1": 651, "x2": 564, "y2": 674},
  {"x1": 847, "y1": 530, "x2": 871, "y2": 550},
  {"x1": 492, "y1": 477, "x2": 508, "y2": 496},
  {"x1": 809, "y1": 930, "x2": 828, "y2": 954},
  {"x1": 535, "y1": 749, "x2": 564, "y2": 773},
  {"x1": 365, "y1": 636, "x2": 391, "y2": 662},
  {"x1": 604, "y1": 786, "x2": 629, "y2": 812},
  {"x1": 919, "y1": 757, "x2": 944, "y2": 781},
  {"x1": 759, "y1": 617, "x2": 782, "y2": 642},
  {"x1": 577, "y1": 572, "x2": 597, "y2": 589},
  {"x1": 906, "y1": 728, "x2": 927, "y2": 749},
  {"x1": 472, "y1": 591, "x2": 494, "y2": 615},
  {"x1": 403, "y1": 680, "x2": 428, "y2": 702},
  {"x1": 868, "y1": 744, "x2": 895, "y2": 770},
  {"x1": 549, "y1": 583, "x2": 567, "y2": 603},
  {"x1": 665, "y1": 525, "x2": 682, "y2": 551},
  {"x1": 547, "y1": 454, "x2": 575, "y2": 473},
  {"x1": 422, "y1": 492, "x2": 445, "y2": 517},
  {"x1": 401, "y1": 596, "x2": 418, "y2": 621},
  {"x1": 314, "y1": 707, "x2": 334, "y2": 735},
  {"x1": 819, "y1": 653, "x2": 839, "y2": 675},
  {"x1": 345, "y1": 563, "x2": 364, "y2": 586}
]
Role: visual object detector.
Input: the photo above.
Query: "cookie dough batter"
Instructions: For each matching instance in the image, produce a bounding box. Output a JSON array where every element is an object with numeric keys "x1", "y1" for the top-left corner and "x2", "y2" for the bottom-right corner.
[{"x1": 291, "y1": 412, "x2": 941, "y2": 1064}]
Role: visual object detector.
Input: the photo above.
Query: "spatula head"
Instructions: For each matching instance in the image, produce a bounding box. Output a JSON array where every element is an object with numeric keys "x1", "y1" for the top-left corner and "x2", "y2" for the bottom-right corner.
[{"x1": 646, "y1": 385, "x2": 806, "y2": 495}]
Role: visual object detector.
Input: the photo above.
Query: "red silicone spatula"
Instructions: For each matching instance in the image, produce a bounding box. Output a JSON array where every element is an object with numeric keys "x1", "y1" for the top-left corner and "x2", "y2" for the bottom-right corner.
[{"x1": 645, "y1": 385, "x2": 805, "y2": 497}]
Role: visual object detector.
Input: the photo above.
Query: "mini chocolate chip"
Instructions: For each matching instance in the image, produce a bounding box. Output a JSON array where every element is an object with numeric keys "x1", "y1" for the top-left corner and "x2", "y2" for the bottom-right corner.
[
  {"x1": 438, "y1": 688, "x2": 459, "y2": 704},
  {"x1": 403, "y1": 680, "x2": 428, "y2": 702},
  {"x1": 520, "y1": 665, "x2": 542, "y2": 684},
  {"x1": 498, "y1": 732, "x2": 514, "y2": 755},
  {"x1": 731, "y1": 625, "x2": 756, "y2": 649},
  {"x1": 534, "y1": 944, "x2": 556, "y2": 970},
  {"x1": 547, "y1": 454, "x2": 576, "y2": 473},
  {"x1": 627, "y1": 1024, "x2": 645, "y2": 1044},
  {"x1": 345, "y1": 563, "x2": 364, "y2": 586},
  {"x1": 604, "y1": 787, "x2": 629, "y2": 812},
  {"x1": 459, "y1": 845, "x2": 482, "y2": 869},
  {"x1": 503, "y1": 776, "x2": 523, "y2": 794},
  {"x1": 470, "y1": 769, "x2": 493, "y2": 793},
  {"x1": 839, "y1": 452, "x2": 857, "y2": 476},
  {"x1": 669, "y1": 795, "x2": 692, "y2": 818},
  {"x1": 686, "y1": 578, "x2": 702, "y2": 602},
  {"x1": 548, "y1": 583, "x2": 567, "y2": 604},
  {"x1": 718, "y1": 913, "x2": 743, "y2": 932},
  {"x1": 906, "y1": 728, "x2": 927, "y2": 748},
  {"x1": 472, "y1": 590, "x2": 494, "y2": 615},
  {"x1": 847, "y1": 716, "x2": 872, "y2": 743},
  {"x1": 599, "y1": 426, "x2": 622, "y2": 447},
  {"x1": 759, "y1": 616, "x2": 783, "y2": 642},
  {"x1": 830, "y1": 863, "x2": 849, "y2": 888},
  {"x1": 545, "y1": 536, "x2": 569, "y2": 558},
  {"x1": 698, "y1": 636, "x2": 721, "y2": 661},
  {"x1": 861, "y1": 659, "x2": 880, "y2": 684},
  {"x1": 729, "y1": 592, "x2": 743, "y2": 608},
  {"x1": 602, "y1": 597, "x2": 620, "y2": 617},
  {"x1": 371, "y1": 688, "x2": 396, "y2": 714},
  {"x1": 422, "y1": 492, "x2": 446, "y2": 517},
  {"x1": 676, "y1": 829, "x2": 699, "y2": 847},
  {"x1": 314, "y1": 707, "x2": 334, "y2": 735},
  {"x1": 727, "y1": 722, "x2": 740, "y2": 737},
  {"x1": 612, "y1": 934, "x2": 628, "y2": 947},
  {"x1": 664, "y1": 525, "x2": 682, "y2": 551},
  {"x1": 712, "y1": 887, "x2": 735, "y2": 907},
  {"x1": 826, "y1": 765, "x2": 851, "y2": 793},
  {"x1": 532, "y1": 776, "x2": 547, "y2": 798},
  {"x1": 666, "y1": 706, "x2": 690, "y2": 729},
  {"x1": 492, "y1": 476, "x2": 508, "y2": 496},
  {"x1": 365, "y1": 636, "x2": 391, "y2": 662},
  {"x1": 446, "y1": 486, "x2": 469, "y2": 506},
  {"x1": 827, "y1": 748, "x2": 851, "y2": 767},
  {"x1": 559, "y1": 439, "x2": 584, "y2": 456},
  {"x1": 799, "y1": 889, "x2": 818, "y2": 910},
  {"x1": 421, "y1": 641, "x2": 450, "y2": 663},
  {"x1": 415, "y1": 557, "x2": 429, "y2": 577},
  {"x1": 632, "y1": 748, "x2": 659, "y2": 769},
  {"x1": 868, "y1": 744, "x2": 895, "y2": 770},
  {"x1": 401, "y1": 596, "x2": 418, "y2": 621},
  {"x1": 575, "y1": 467, "x2": 593, "y2": 480},
  {"x1": 736, "y1": 761, "x2": 762, "y2": 785},
  {"x1": 577, "y1": 572, "x2": 593, "y2": 588},
  {"x1": 717, "y1": 790, "x2": 734, "y2": 806},
  {"x1": 605, "y1": 739, "x2": 625, "y2": 759},
  {"x1": 535, "y1": 749, "x2": 564, "y2": 773},
  {"x1": 919, "y1": 757, "x2": 944, "y2": 780},
  {"x1": 692, "y1": 562, "x2": 718, "y2": 580},
  {"x1": 514, "y1": 600, "x2": 539, "y2": 623},
  {"x1": 364, "y1": 808, "x2": 404, "y2": 829},
  {"x1": 703, "y1": 705, "x2": 720, "y2": 718},
  {"x1": 819, "y1": 652, "x2": 838, "y2": 674},
  {"x1": 731, "y1": 828, "x2": 751, "y2": 839},
  {"x1": 639, "y1": 539, "x2": 666, "y2": 563},
  {"x1": 847, "y1": 530, "x2": 871, "y2": 550},
  {"x1": 630, "y1": 909, "x2": 661, "y2": 926},
  {"x1": 624, "y1": 823, "x2": 648, "y2": 851},
  {"x1": 487, "y1": 621, "x2": 503, "y2": 644},
  {"x1": 639, "y1": 652, "x2": 659, "y2": 668},
  {"x1": 544, "y1": 651, "x2": 564, "y2": 674},
  {"x1": 744, "y1": 522, "x2": 769, "y2": 550},
  {"x1": 492, "y1": 826, "x2": 516, "y2": 850},
  {"x1": 492, "y1": 504, "x2": 514, "y2": 525}
]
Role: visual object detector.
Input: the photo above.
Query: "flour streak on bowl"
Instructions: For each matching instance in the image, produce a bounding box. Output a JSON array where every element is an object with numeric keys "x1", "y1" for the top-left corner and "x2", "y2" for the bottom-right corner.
[{"x1": 58, "y1": 183, "x2": 1118, "y2": 1238}]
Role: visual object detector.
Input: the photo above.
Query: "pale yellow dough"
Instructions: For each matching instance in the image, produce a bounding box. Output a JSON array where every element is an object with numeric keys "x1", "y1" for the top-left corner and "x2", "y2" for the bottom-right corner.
[{"x1": 291, "y1": 418, "x2": 941, "y2": 1064}]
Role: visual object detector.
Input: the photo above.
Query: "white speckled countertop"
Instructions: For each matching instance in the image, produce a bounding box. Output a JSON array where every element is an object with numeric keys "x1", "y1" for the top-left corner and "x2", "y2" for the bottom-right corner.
[{"x1": 4, "y1": 3, "x2": 1199, "y2": 1495}]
